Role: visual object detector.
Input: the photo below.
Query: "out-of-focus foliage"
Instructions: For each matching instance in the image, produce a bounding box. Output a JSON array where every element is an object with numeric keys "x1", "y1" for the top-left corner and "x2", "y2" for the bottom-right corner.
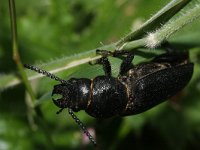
[{"x1": 0, "y1": 0, "x2": 200, "y2": 150}]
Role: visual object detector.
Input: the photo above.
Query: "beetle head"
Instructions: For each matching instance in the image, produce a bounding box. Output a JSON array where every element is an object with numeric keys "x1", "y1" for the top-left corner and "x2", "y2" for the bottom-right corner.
[
  {"x1": 52, "y1": 79, "x2": 88, "y2": 112},
  {"x1": 52, "y1": 83, "x2": 73, "y2": 109}
]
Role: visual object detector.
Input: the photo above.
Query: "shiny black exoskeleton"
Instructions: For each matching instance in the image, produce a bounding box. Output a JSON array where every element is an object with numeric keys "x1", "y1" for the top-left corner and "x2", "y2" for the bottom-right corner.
[
  {"x1": 51, "y1": 47, "x2": 193, "y2": 118},
  {"x1": 24, "y1": 45, "x2": 194, "y2": 145}
]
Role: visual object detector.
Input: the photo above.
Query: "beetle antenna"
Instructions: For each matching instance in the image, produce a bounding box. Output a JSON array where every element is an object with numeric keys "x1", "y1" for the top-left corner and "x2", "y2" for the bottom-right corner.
[
  {"x1": 68, "y1": 108, "x2": 97, "y2": 146},
  {"x1": 24, "y1": 64, "x2": 68, "y2": 84},
  {"x1": 56, "y1": 108, "x2": 64, "y2": 114}
]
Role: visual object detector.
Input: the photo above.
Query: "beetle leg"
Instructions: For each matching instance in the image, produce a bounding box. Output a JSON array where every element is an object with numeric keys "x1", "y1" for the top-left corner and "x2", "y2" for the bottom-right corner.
[
  {"x1": 96, "y1": 49, "x2": 130, "y2": 58},
  {"x1": 96, "y1": 49, "x2": 113, "y2": 57},
  {"x1": 90, "y1": 56, "x2": 112, "y2": 76},
  {"x1": 89, "y1": 50, "x2": 112, "y2": 76},
  {"x1": 97, "y1": 57, "x2": 112, "y2": 76},
  {"x1": 96, "y1": 49, "x2": 135, "y2": 76},
  {"x1": 117, "y1": 52, "x2": 135, "y2": 76},
  {"x1": 112, "y1": 50, "x2": 130, "y2": 56},
  {"x1": 153, "y1": 42, "x2": 189, "y2": 65},
  {"x1": 95, "y1": 49, "x2": 113, "y2": 76}
]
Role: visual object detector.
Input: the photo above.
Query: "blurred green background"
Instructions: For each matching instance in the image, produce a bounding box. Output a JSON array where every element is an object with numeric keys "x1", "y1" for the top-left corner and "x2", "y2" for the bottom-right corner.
[{"x1": 1, "y1": 0, "x2": 200, "y2": 149}]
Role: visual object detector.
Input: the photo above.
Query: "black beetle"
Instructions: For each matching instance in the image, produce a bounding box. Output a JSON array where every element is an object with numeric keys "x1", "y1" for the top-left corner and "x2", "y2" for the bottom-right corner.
[{"x1": 24, "y1": 45, "x2": 193, "y2": 145}]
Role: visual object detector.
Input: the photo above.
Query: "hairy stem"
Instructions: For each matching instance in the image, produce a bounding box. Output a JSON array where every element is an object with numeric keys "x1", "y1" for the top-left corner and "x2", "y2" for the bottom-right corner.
[{"x1": 144, "y1": 2, "x2": 200, "y2": 48}]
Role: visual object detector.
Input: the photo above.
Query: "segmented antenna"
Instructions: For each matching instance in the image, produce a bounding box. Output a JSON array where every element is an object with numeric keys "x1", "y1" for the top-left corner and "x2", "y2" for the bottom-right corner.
[
  {"x1": 24, "y1": 64, "x2": 68, "y2": 84},
  {"x1": 68, "y1": 108, "x2": 97, "y2": 146}
]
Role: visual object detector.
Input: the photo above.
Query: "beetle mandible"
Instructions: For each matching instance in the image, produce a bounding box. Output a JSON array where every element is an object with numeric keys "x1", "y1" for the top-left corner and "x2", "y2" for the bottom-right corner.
[{"x1": 24, "y1": 44, "x2": 194, "y2": 145}]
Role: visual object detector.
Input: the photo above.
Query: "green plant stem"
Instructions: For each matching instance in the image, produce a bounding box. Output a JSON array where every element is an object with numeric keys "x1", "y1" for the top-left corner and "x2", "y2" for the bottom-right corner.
[
  {"x1": 8, "y1": 0, "x2": 35, "y2": 102},
  {"x1": 117, "y1": 39, "x2": 145, "y2": 51},
  {"x1": 145, "y1": 3, "x2": 200, "y2": 48},
  {"x1": 9, "y1": 0, "x2": 41, "y2": 133},
  {"x1": 8, "y1": 1, "x2": 56, "y2": 147},
  {"x1": 117, "y1": 0, "x2": 192, "y2": 46}
]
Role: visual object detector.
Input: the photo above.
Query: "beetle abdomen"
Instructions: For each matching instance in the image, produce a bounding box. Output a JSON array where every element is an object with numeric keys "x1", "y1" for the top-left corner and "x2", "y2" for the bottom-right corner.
[
  {"x1": 122, "y1": 63, "x2": 194, "y2": 116},
  {"x1": 86, "y1": 76, "x2": 128, "y2": 118}
]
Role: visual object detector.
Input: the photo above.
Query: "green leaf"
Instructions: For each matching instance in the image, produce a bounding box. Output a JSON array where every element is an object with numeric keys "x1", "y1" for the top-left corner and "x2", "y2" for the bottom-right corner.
[{"x1": 117, "y1": 0, "x2": 192, "y2": 46}]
